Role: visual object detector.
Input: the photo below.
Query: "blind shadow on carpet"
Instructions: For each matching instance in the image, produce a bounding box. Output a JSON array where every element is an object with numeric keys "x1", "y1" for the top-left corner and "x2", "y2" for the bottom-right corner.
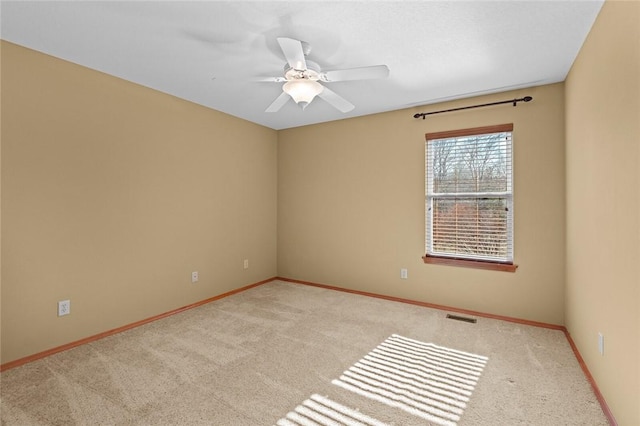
[{"x1": 278, "y1": 334, "x2": 487, "y2": 426}]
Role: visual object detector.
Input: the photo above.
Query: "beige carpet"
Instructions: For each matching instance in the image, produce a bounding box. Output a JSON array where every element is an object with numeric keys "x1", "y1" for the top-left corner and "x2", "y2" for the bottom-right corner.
[{"x1": 0, "y1": 280, "x2": 608, "y2": 425}]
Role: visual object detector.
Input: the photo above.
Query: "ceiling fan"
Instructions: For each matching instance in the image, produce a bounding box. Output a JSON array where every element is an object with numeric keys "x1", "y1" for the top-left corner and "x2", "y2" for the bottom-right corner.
[{"x1": 261, "y1": 37, "x2": 389, "y2": 113}]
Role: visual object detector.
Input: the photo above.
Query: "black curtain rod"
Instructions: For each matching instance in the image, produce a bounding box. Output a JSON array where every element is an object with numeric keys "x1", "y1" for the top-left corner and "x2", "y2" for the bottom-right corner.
[{"x1": 413, "y1": 96, "x2": 533, "y2": 120}]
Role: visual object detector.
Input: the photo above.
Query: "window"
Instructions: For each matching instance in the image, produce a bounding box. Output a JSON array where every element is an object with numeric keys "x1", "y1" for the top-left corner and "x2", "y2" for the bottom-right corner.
[{"x1": 423, "y1": 124, "x2": 517, "y2": 272}]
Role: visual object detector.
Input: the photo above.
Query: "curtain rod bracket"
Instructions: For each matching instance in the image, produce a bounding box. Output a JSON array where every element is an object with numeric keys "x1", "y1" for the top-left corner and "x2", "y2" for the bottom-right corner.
[{"x1": 413, "y1": 96, "x2": 533, "y2": 120}]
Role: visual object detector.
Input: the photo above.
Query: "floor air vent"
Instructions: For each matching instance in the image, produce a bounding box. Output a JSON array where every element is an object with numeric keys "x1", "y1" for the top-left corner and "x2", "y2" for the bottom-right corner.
[{"x1": 446, "y1": 314, "x2": 477, "y2": 324}]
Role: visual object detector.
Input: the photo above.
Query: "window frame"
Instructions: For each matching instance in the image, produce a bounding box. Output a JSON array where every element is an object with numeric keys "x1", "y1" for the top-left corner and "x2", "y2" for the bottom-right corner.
[{"x1": 423, "y1": 124, "x2": 518, "y2": 272}]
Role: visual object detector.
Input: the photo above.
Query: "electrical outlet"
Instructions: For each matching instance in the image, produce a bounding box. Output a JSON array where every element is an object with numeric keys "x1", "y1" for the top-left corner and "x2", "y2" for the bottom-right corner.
[
  {"x1": 191, "y1": 271, "x2": 199, "y2": 283},
  {"x1": 58, "y1": 300, "x2": 70, "y2": 317},
  {"x1": 400, "y1": 268, "x2": 408, "y2": 279},
  {"x1": 243, "y1": 259, "x2": 249, "y2": 269},
  {"x1": 598, "y1": 332, "x2": 604, "y2": 356}
]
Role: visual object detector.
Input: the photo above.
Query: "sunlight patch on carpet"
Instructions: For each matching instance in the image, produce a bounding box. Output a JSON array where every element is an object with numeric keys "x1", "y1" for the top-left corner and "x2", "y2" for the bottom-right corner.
[
  {"x1": 276, "y1": 394, "x2": 389, "y2": 426},
  {"x1": 332, "y1": 334, "x2": 488, "y2": 426}
]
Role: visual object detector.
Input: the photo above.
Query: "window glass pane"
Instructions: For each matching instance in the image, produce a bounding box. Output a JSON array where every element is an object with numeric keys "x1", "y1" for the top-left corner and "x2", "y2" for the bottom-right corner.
[
  {"x1": 431, "y1": 198, "x2": 509, "y2": 259},
  {"x1": 432, "y1": 133, "x2": 510, "y2": 193}
]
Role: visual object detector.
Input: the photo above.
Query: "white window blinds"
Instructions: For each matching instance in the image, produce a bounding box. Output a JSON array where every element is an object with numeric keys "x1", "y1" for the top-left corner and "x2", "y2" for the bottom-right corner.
[{"x1": 425, "y1": 124, "x2": 513, "y2": 264}]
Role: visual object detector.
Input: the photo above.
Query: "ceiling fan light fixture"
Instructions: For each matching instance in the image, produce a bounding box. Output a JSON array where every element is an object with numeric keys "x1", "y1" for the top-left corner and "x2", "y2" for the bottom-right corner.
[{"x1": 283, "y1": 79, "x2": 323, "y2": 107}]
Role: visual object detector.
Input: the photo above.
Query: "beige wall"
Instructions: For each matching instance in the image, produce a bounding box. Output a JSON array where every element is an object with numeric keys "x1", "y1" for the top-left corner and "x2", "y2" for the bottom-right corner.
[
  {"x1": 1, "y1": 42, "x2": 278, "y2": 364},
  {"x1": 278, "y1": 83, "x2": 566, "y2": 325},
  {"x1": 565, "y1": 1, "x2": 640, "y2": 425}
]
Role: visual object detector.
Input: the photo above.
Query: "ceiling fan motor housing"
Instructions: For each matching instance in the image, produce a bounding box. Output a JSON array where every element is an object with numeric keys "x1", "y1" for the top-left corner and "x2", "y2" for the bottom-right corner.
[{"x1": 283, "y1": 60, "x2": 322, "y2": 81}]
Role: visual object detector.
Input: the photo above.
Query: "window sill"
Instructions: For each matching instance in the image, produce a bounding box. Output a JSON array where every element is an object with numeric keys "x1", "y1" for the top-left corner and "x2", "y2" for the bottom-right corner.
[{"x1": 422, "y1": 255, "x2": 518, "y2": 272}]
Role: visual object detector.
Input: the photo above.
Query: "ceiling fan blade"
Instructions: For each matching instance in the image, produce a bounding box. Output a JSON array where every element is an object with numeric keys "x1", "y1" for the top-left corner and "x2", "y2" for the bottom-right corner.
[
  {"x1": 317, "y1": 86, "x2": 355, "y2": 113},
  {"x1": 277, "y1": 37, "x2": 307, "y2": 70},
  {"x1": 265, "y1": 91, "x2": 290, "y2": 113},
  {"x1": 321, "y1": 65, "x2": 389, "y2": 82}
]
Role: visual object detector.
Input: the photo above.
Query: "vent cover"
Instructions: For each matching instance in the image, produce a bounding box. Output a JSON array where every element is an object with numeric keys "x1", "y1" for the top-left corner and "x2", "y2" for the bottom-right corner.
[{"x1": 446, "y1": 314, "x2": 477, "y2": 324}]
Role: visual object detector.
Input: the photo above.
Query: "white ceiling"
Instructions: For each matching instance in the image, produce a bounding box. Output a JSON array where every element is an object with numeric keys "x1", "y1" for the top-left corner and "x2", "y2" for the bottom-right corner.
[{"x1": 1, "y1": 1, "x2": 603, "y2": 130}]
